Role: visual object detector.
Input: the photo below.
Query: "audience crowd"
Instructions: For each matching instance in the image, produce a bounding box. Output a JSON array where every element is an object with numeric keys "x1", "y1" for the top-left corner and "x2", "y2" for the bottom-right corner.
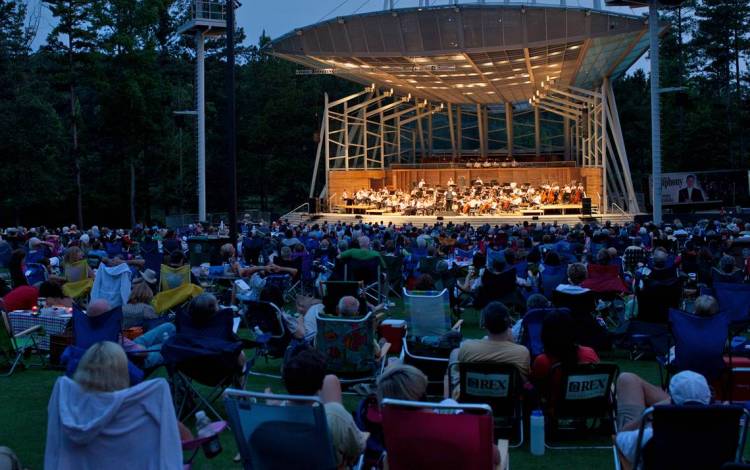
[{"x1": 1, "y1": 212, "x2": 750, "y2": 468}]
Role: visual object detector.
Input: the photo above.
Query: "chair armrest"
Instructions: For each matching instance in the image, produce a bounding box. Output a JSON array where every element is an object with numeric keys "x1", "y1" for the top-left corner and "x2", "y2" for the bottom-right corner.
[
  {"x1": 612, "y1": 435, "x2": 633, "y2": 470},
  {"x1": 452, "y1": 319, "x2": 464, "y2": 331},
  {"x1": 14, "y1": 324, "x2": 43, "y2": 338},
  {"x1": 378, "y1": 342, "x2": 392, "y2": 374}
]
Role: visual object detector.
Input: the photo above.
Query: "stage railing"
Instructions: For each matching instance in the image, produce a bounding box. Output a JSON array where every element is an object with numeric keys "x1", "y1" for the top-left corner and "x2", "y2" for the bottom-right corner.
[{"x1": 280, "y1": 202, "x2": 310, "y2": 220}]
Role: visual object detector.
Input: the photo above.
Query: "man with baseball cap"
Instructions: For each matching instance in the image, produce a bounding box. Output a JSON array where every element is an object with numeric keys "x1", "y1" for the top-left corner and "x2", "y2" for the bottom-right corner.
[{"x1": 615, "y1": 370, "x2": 712, "y2": 465}]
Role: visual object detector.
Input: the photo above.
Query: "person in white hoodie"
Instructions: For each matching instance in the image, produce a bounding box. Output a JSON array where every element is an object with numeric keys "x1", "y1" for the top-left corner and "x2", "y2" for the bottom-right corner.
[{"x1": 45, "y1": 341, "x2": 182, "y2": 470}]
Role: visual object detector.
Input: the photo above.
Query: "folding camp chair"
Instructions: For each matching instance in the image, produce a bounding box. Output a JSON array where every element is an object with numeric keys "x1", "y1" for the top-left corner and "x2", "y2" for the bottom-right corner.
[
  {"x1": 401, "y1": 288, "x2": 462, "y2": 395},
  {"x1": 242, "y1": 299, "x2": 290, "y2": 379},
  {"x1": 381, "y1": 398, "x2": 508, "y2": 470},
  {"x1": 264, "y1": 273, "x2": 297, "y2": 304},
  {"x1": 24, "y1": 263, "x2": 47, "y2": 286},
  {"x1": 449, "y1": 362, "x2": 524, "y2": 447},
  {"x1": 315, "y1": 311, "x2": 389, "y2": 386},
  {"x1": 635, "y1": 276, "x2": 683, "y2": 324},
  {"x1": 322, "y1": 280, "x2": 366, "y2": 316},
  {"x1": 475, "y1": 268, "x2": 518, "y2": 310},
  {"x1": 667, "y1": 308, "x2": 729, "y2": 383},
  {"x1": 552, "y1": 290, "x2": 611, "y2": 351},
  {"x1": 540, "y1": 264, "x2": 567, "y2": 299},
  {"x1": 0, "y1": 308, "x2": 45, "y2": 376},
  {"x1": 629, "y1": 404, "x2": 749, "y2": 470},
  {"x1": 383, "y1": 255, "x2": 405, "y2": 299},
  {"x1": 223, "y1": 389, "x2": 337, "y2": 470},
  {"x1": 520, "y1": 307, "x2": 571, "y2": 358},
  {"x1": 545, "y1": 362, "x2": 619, "y2": 449},
  {"x1": 160, "y1": 264, "x2": 191, "y2": 292},
  {"x1": 163, "y1": 308, "x2": 245, "y2": 421},
  {"x1": 712, "y1": 282, "x2": 750, "y2": 326},
  {"x1": 454, "y1": 248, "x2": 475, "y2": 260},
  {"x1": 344, "y1": 258, "x2": 384, "y2": 305},
  {"x1": 139, "y1": 240, "x2": 163, "y2": 279}
]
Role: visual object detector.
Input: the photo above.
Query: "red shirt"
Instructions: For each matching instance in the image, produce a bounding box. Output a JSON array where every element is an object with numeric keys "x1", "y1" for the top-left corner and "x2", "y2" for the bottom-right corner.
[
  {"x1": 531, "y1": 346, "x2": 600, "y2": 380},
  {"x1": 2, "y1": 286, "x2": 39, "y2": 312}
]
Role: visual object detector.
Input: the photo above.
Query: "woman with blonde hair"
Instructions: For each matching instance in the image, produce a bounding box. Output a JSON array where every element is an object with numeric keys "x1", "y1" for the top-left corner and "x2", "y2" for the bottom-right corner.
[
  {"x1": 122, "y1": 280, "x2": 157, "y2": 328},
  {"x1": 376, "y1": 364, "x2": 428, "y2": 404},
  {"x1": 73, "y1": 341, "x2": 130, "y2": 392}
]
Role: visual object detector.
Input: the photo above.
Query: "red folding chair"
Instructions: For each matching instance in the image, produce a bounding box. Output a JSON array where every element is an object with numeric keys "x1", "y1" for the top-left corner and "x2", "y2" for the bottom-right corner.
[{"x1": 381, "y1": 398, "x2": 507, "y2": 470}]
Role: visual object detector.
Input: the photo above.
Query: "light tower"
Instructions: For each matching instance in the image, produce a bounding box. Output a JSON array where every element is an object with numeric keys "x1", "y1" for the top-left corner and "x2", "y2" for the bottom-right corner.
[{"x1": 177, "y1": 1, "x2": 227, "y2": 222}]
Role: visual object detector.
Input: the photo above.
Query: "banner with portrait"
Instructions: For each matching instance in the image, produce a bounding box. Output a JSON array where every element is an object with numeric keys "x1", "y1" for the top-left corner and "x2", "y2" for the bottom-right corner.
[{"x1": 649, "y1": 171, "x2": 750, "y2": 206}]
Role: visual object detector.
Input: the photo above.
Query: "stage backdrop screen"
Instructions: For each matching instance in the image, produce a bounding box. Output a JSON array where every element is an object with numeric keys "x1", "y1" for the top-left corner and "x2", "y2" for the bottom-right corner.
[{"x1": 649, "y1": 170, "x2": 750, "y2": 206}]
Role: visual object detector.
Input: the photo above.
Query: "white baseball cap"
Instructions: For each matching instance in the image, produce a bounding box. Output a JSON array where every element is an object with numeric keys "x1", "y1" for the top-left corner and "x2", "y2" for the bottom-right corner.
[{"x1": 669, "y1": 371, "x2": 711, "y2": 405}]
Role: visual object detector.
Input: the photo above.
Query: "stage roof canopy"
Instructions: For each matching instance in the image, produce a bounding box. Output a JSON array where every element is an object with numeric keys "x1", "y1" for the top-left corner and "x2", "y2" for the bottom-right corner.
[{"x1": 269, "y1": 4, "x2": 652, "y2": 104}]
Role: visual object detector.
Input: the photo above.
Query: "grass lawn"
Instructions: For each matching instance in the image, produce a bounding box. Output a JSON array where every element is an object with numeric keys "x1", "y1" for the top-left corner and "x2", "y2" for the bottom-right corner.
[{"x1": 0, "y1": 303, "x2": 662, "y2": 469}]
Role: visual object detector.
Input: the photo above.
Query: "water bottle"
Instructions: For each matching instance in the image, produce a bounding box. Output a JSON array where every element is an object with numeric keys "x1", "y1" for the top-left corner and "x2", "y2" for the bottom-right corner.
[
  {"x1": 530, "y1": 409, "x2": 545, "y2": 456},
  {"x1": 195, "y1": 411, "x2": 222, "y2": 458}
]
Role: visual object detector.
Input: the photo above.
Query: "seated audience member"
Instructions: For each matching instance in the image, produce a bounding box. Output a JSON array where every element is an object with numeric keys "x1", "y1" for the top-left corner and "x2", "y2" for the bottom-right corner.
[
  {"x1": 338, "y1": 236, "x2": 386, "y2": 270},
  {"x1": 166, "y1": 251, "x2": 200, "y2": 286},
  {"x1": 8, "y1": 249, "x2": 28, "y2": 288},
  {"x1": 712, "y1": 254, "x2": 744, "y2": 284},
  {"x1": 555, "y1": 263, "x2": 590, "y2": 295},
  {"x1": 531, "y1": 310, "x2": 599, "y2": 396},
  {"x1": 272, "y1": 245, "x2": 301, "y2": 281},
  {"x1": 693, "y1": 294, "x2": 719, "y2": 317},
  {"x1": 615, "y1": 371, "x2": 711, "y2": 466},
  {"x1": 38, "y1": 281, "x2": 73, "y2": 308},
  {"x1": 449, "y1": 302, "x2": 531, "y2": 395},
  {"x1": 45, "y1": 341, "x2": 183, "y2": 470},
  {"x1": 187, "y1": 294, "x2": 245, "y2": 368},
  {"x1": 511, "y1": 293, "x2": 550, "y2": 342},
  {"x1": 122, "y1": 280, "x2": 158, "y2": 328},
  {"x1": 88, "y1": 299, "x2": 174, "y2": 369},
  {"x1": 280, "y1": 348, "x2": 368, "y2": 470},
  {"x1": 1, "y1": 285, "x2": 39, "y2": 312}
]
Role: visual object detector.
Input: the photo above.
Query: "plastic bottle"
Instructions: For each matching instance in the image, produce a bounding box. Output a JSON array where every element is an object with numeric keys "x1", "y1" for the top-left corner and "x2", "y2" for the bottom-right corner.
[
  {"x1": 530, "y1": 409, "x2": 545, "y2": 456},
  {"x1": 195, "y1": 411, "x2": 222, "y2": 458}
]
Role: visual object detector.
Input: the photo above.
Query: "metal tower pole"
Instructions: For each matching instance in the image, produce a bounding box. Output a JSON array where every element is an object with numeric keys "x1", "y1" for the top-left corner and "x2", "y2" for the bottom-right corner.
[
  {"x1": 649, "y1": 1, "x2": 662, "y2": 224},
  {"x1": 226, "y1": 0, "x2": 238, "y2": 242},
  {"x1": 195, "y1": 31, "x2": 206, "y2": 222}
]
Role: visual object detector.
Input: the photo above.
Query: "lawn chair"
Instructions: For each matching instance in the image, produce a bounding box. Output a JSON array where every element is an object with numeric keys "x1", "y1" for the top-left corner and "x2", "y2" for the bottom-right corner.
[
  {"x1": 552, "y1": 290, "x2": 610, "y2": 351},
  {"x1": 152, "y1": 283, "x2": 204, "y2": 316},
  {"x1": 322, "y1": 280, "x2": 366, "y2": 316},
  {"x1": 264, "y1": 273, "x2": 297, "y2": 304},
  {"x1": 712, "y1": 282, "x2": 750, "y2": 326},
  {"x1": 475, "y1": 268, "x2": 518, "y2": 310},
  {"x1": 242, "y1": 299, "x2": 290, "y2": 379},
  {"x1": 667, "y1": 308, "x2": 729, "y2": 383},
  {"x1": 454, "y1": 248, "x2": 475, "y2": 260},
  {"x1": 315, "y1": 311, "x2": 389, "y2": 387},
  {"x1": 401, "y1": 288, "x2": 462, "y2": 395},
  {"x1": 545, "y1": 362, "x2": 619, "y2": 449},
  {"x1": 381, "y1": 398, "x2": 508, "y2": 470},
  {"x1": 630, "y1": 404, "x2": 749, "y2": 470},
  {"x1": 540, "y1": 264, "x2": 567, "y2": 299},
  {"x1": 582, "y1": 264, "x2": 628, "y2": 295},
  {"x1": 344, "y1": 258, "x2": 384, "y2": 305},
  {"x1": 383, "y1": 255, "x2": 404, "y2": 299},
  {"x1": 160, "y1": 264, "x2": 190, "y2": 292},
  {"x1": 635, "y1": 276, "x2": 682, "y2": 324},
  {"x1": 139, "y1": 239, "x2": 163, "y2": 280},
  {"x1": 223, "y1": 389, "x2": 337, "y2": 470},
  {"x1": 520, "y1": 307, "x2": 571, "y2": 358},
  {"x1": 0, "y1": 308, "x2": 45, "y2": 376},
  {"x1": 24, "y1": 263, "x2": 47, "y2": 286},
  {"x1": 449, "y1": 362, "x2": 524, "y2": 447}
]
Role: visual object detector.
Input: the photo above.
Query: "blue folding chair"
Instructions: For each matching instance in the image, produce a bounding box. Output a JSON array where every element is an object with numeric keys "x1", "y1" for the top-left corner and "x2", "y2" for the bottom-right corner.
[
  {"x1": 139, "y1": 240, "x2": 163, "y2": 280},
  {"x1": 485, "y1": 247, "x2": 505, "y2": 269},
  {"x1": 223, "y1": 389, "x2": 337, "y2": 470},
  {"x1": 712, "y1": 283, "x2": 750, "y2": 325},
  {"x1": 24, "y1": 263, "x2": 47, "y2": 286},
  {"x1": 454, "y1": 248, "x2": 474, "y2": 260},
  {"x1": 520, "y1": 307, "x2": 571, "y2": 358},
  {"x1": 668, "y1": 308, "x2": 730, "y2": 382},
  {"x1": 105, "y1": 241, "x2": 124, "y2": 258},
  {"x1": 540, "y1": 264, "x2": 567, "y2": 299}
]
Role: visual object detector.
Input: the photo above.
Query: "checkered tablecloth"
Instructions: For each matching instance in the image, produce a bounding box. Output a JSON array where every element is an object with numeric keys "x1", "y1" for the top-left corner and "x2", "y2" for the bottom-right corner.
[{"x1": 8, "y1": 310, "x2": 71, "y2": 350}]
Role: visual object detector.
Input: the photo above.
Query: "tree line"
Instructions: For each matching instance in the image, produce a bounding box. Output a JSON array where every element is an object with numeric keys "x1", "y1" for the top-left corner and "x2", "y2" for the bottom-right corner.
[{"x1": 0, "y1": 0, "x2": 747, "y2": 227}]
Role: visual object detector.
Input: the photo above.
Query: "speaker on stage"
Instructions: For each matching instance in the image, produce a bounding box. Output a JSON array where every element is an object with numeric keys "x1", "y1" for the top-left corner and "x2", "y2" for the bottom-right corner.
[
  {"x1": 308, "y1": 197, "x2": 320, "y2": 214},
  {"x1": 582, "y1": 197, "x2": 592, "y2": 216}
]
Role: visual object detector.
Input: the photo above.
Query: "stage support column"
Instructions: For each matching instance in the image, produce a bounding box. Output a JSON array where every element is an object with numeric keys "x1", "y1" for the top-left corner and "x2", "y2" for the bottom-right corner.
[
  {"x1": 601, "y1": 77, "x2": 609, "y2": 212},
  {"x1": 649, "y1": 0, "x2": 662, "y2": 224},
  {"x1": 563, "y1": 117, "x2": 571, "y2": 161},
  {"x1": 396, "y1": 116, "x2": 402, "y2": 162},
  {"x1": 456, "y1": 105, "x2": 463, "y2": 158},
  {"x1": 505, "y1": 102, "x2": 514, "y2": 158},
  {"x1": 534, "y1": 106, "x2": 541, "y2": 158},
  {"x1": 477, "y1": 104, "x2": 486, "y2": 160},
  {"x1": 343, "y1": 101, "x2": 349, "y2": 170},
  {"x1": 447, "y1": 103, "x2": 456, "y2": 161},
  {"x1": 416, "y1": 105, "x2": 426, "y2": 159},
  {"x1": 380, "y1": 109, "x2": 385, "y2": 168},
  {"x1": 428, "y1": 110, "x2": 433, "y2": 159},
  {"x1": 324, "y1": 93, "x2": 330, "y2": 205},
  {"x1": 482, "y1": 105, "x2": 489, "y2": 158}
]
